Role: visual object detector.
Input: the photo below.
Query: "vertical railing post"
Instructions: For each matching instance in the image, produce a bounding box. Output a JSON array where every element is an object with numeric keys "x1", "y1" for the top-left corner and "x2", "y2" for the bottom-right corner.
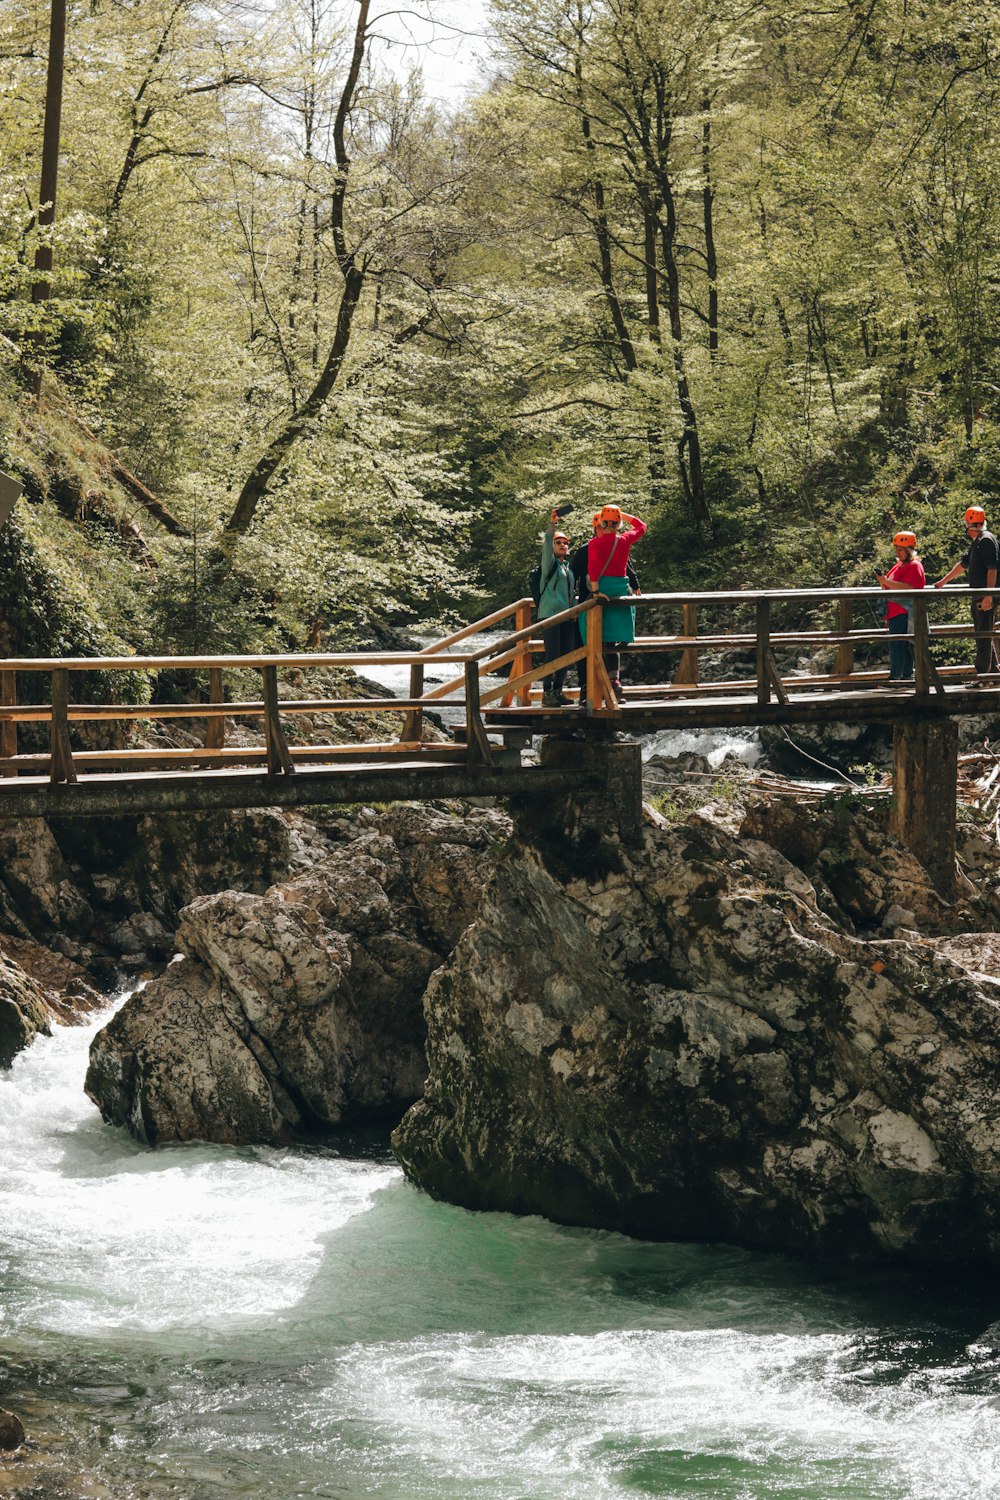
[
  {"x1": 499, "y1": 602, "x2": 533, "y2": 708},
  {"x1": 1, "y1": 670, "x2": 17, "y2": 777},
  {"x1": 49, "y1": 668, "x2": 77, "y2": 785},
  {"x1": 673, "y1": 601, "x2": 699, "y2": 685},
  {"x1": 586, "y1": 602, "x2": 603, "y2": 712},
  {"x1": 205, "y1": 666, "x2": 225, "y2": 750},
  {"x1": 913, "y1": 596, "x2": 931, "y2": 698},
  {"x1": 836, "y1": 598, "x2": 854, "y2": 678},
  {"x1": 400, "y1": 662, "x2": 424, "y2": 743},
  {"x1": 464, "y1": 661, "x2": 492, "y2": 768},
  {"x1": 515, "y1": 601, "x2": 533, "y2": 706},
  {"x1": 262, "y1": 665, "x2": 295, "y2": 775},
  {"x1": 755, "y1": 601, "x2": 771, "y2": 706}
]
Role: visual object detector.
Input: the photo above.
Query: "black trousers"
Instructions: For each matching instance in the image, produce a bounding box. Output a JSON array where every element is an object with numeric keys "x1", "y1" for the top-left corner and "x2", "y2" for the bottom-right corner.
[
  {"x1": 542, "y1": 618, "x2": 577, "y2": 691},
  {"x1": 972, "y1": 601, "x2": 1000, "y2": 675}
]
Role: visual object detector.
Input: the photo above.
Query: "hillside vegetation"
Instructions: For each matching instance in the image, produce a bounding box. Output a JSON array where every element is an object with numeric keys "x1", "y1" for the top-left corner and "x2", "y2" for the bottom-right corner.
[{"x1": 2, "y1": 0, "x2": 999, "y2": 653}]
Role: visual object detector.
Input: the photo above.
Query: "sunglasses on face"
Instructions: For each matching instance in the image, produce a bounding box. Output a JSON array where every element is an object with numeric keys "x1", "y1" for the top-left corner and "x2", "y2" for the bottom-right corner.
[{"x1": 968, "y1": 523, "x2": 985, "y2": 530}]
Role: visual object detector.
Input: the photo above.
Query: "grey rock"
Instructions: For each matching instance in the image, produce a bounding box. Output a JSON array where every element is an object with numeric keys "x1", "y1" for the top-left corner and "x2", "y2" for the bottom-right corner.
[
  {"x1": 393, "y1": 816, "x2": 1000, "y2": 1267},
  {"x1": 86, "y1": 806, "x2": 509, "y2": 1145},
  {"x1": 0, "y1": 820, "x2": 94, "y2": 937},
  {"x1": 0, "y1": 1408, "x2": 25, "y2": 1450},
  {"x1": 0, "y1": 949, "x2": 52, "y2": 1066}
]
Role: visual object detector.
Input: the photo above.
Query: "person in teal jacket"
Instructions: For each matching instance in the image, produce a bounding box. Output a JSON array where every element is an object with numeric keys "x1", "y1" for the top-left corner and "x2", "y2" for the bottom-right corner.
[{"x1": 538, "y1": 510, "x2": 575, "y2": 706}]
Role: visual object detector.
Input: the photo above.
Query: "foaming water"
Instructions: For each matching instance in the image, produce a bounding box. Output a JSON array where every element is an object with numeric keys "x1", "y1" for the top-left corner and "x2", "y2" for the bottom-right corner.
[
  {"x1": 642, "y1": 726, "x2": 762, "y2": 768},
  {"x1": 2, "y1": 1007, "x2": 1000, "y2": 1498}
]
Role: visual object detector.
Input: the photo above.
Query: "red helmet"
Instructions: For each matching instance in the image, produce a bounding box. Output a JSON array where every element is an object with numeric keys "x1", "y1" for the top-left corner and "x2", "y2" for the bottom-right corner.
[
  {"x1": 965, "y1": 506, "x2": 986, "y2": 525},
  {"x1": 892, "y1": 531, "x2": 916, "y2": 548}
]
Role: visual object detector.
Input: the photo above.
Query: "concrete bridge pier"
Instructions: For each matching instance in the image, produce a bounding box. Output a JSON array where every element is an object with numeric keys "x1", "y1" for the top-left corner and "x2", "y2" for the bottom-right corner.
[
  {"x1": 889, "y1": 717, "x2": 958, "y2": 898},
  {"x1": 522, "y1": 734, "x2": 644, "y2": 851}
]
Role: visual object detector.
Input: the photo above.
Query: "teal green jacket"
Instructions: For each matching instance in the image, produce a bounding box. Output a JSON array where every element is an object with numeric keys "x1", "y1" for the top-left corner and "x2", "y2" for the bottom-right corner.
[{"x1": 538, "y1": 529, "x2": 574, "y2": 620}]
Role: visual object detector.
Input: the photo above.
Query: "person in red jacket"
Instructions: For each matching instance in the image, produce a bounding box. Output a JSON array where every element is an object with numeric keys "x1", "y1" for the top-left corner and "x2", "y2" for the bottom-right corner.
[
  {"x1": 877, "y1": 530, "x2": 925, "y2": 685},
  {"x1": 581, "y1": 505, "x2": 647, "y2": 695}
]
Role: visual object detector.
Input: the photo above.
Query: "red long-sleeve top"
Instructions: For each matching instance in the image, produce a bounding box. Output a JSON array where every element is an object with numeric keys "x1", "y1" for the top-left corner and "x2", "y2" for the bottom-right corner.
[
  {"x1": 587, "y1": 516, "x2": 647, "y2": 583},
  {"x1": 884, "y1": 559, "x2": 925, "y2": 620}
]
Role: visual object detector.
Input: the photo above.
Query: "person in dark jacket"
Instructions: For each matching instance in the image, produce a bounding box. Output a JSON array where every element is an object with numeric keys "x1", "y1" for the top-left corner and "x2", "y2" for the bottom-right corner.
[
  {"x1": 935, "y1": 504, "x2": 1000, "y2": 682},
  {"x1": 537, "y1": 510, "x2": 575, "y2": 706}
]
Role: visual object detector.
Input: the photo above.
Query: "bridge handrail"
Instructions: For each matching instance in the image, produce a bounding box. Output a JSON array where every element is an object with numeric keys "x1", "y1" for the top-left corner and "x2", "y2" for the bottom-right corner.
[
  {"x1": 2, "y1": 582, "x2": 999, "y2": 790},
  {"x1": 629, "y1": 585, "x2": 995, "y2": 605}
]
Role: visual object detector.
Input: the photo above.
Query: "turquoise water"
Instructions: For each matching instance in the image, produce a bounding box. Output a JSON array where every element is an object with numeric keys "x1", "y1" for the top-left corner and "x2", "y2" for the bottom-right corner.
[{"x1": 2, "y1": 1007, "x2": 1000, "y2": 1499}]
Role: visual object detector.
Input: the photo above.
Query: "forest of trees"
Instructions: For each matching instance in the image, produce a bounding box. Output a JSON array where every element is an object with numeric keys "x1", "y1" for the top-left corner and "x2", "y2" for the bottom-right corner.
[{"x1": 1, "y1": 0, "x2": 999, "y2": 656}]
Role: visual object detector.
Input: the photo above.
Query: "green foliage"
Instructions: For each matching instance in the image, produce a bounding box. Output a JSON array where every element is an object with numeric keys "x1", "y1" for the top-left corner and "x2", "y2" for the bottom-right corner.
[{"x1": 1, "y1": 0, "x2": 1000, "y2": 653}]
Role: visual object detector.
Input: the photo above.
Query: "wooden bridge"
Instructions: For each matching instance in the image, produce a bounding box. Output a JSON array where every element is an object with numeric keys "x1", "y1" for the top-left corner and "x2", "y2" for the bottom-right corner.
[{"x1": 0, "y1": 584, "x2": 996, "y2": 895}]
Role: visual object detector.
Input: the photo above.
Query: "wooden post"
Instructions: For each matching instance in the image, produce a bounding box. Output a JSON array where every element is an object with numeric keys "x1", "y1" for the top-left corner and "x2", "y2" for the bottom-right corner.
[
  {"x1": 836, "y1": 599, "x2": 853, "y2": 678},
  {"x1": 515, "y1": 601, "x2": 533, "y2": 706},
  {"x1": 464, "y1": 661, "x2": 492, "y2": 768},
  {"x1": 262, "y1": 666, "x2": 295, "y2": 776},
  {"x1": 205, "y1": 667, "x2": 225, "y2": 749},
  {"x1": 755, "y1": 601, "x2": 770, "y2": 706},
  {"x1": 586, "y1": 603, "x2": 603, "y2": 712},
  {"x1": 400, "y1": 663, "x2": 424, "y2": 742},
  {"x1": 49, "y1": 668, "x2": 77, "y2": 784},
  {"x1": 912, "y1": 597, "x2": 943, "y2": 697},
  {"x1": 673, "y1": 601, "x2": 699, "y2": 685},
  {"x1": 890, "y1": 718, "x2": 957, "y2": 896},
  {"x1": 1, "y1": 671, "x2": 17, "y2": 776}
]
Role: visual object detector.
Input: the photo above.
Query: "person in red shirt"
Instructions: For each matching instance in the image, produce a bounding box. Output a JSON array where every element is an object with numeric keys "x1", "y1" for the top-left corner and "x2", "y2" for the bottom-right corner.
[
  {"x1": 877, "y1": 531, "x2": 925, "y2": 685},
  {"x1": 581, "y1": 504, "x2": 647, "y2": 695}
]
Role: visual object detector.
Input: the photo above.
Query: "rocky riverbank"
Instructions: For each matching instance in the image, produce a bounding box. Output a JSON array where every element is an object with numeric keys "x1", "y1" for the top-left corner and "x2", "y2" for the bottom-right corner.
[
  {"x1": 392, "y1": 782, "x2": 1000, "y2": 1266},
  {"x1": 7, "y1": 748, "x2": 1000, "y2": 1269}
]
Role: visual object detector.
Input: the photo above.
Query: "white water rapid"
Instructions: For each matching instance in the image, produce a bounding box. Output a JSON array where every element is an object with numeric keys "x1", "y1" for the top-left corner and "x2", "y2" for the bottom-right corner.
[{"x1": 2, "y1": 1005, "x2": 1000, "y2": 1498}]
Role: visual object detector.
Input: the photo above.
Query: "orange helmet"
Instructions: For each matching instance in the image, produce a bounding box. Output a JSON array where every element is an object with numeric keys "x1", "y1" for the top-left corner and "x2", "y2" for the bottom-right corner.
[
  {"x1": 893, "y1": 531, "x2": 916, "y2": 548},
  {"x1": 598, "y1": 504, "x2": 622, "y2": 526},
  {"x1": 965, "y1": 506, "x2": 986, "y2": 525},
  {"x1": 591, "y1": 511, "x2": 602, "y2": 530},
  {"x1": 553, "y1": 531, "x2": 570, "y2": 544}
]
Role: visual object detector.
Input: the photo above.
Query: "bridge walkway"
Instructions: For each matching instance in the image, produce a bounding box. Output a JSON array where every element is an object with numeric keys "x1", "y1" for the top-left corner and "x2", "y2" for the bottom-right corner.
[{"x1": 0, "y1": 583, "x2": 995, "y2": 894}]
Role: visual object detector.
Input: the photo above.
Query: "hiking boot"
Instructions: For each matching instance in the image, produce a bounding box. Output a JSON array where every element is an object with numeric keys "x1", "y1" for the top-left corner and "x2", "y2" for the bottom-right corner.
[
  {"x1": 554, "y1": 691, "x2": 572, "y2": 705},
  {"x1": 541, "y1": 691, "x2": 560, "y2": 707}
]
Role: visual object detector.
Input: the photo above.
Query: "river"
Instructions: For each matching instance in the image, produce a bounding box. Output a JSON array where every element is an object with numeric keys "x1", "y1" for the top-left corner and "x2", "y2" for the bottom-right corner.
[{"x1": 3, "y1": 1003, "x2": 1000, "y2": 1498}]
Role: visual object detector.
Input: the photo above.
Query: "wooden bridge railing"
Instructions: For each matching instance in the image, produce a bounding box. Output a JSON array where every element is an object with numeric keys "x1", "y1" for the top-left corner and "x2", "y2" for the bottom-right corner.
[
  {"x1": 0, "y1": 592, "x2": 608, "y2": 785},
  {"x1": 0, "y1": 585, "x2": 994, "y2": 787}
]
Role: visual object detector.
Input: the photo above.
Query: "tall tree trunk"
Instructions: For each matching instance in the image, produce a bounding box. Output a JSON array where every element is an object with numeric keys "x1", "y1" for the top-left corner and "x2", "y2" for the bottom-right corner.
[
  {"x1": 657, "y1": 177, "x2": 709, "y2": 527},
  {"x1": 225, "y1": 0, "x2": 371, "y2": 536},
  {"x1": 225, "y1": 266, "x2": 365, "y2": 534},
  {"x1": 109, "y1": 3, "x2": 184, "y2": 215},
  {"x1": 24, "y1": 0, "x2": 67, "y2": 391},
  {"x1": 701, "y1": 91, "x2": 718, "y2": 360},
  {"x1": 31, "y1": 0, "x2": 66, "y2": 308},
  {"x1": 640, "y1": 191, "x2": 661, "y2": 345}
]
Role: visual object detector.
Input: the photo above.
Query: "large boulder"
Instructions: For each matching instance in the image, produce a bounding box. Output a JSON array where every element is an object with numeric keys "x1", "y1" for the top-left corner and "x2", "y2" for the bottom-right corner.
[
  {"x1": 0, "y1": 949, "x2": 53, "y2": 1066},
  {"x1": 393, "y1": 814, "x2": 1000, "y2": 1267},
  {"x1": 86, "y1": 806, "x2": 508, "y2": 1144}
]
